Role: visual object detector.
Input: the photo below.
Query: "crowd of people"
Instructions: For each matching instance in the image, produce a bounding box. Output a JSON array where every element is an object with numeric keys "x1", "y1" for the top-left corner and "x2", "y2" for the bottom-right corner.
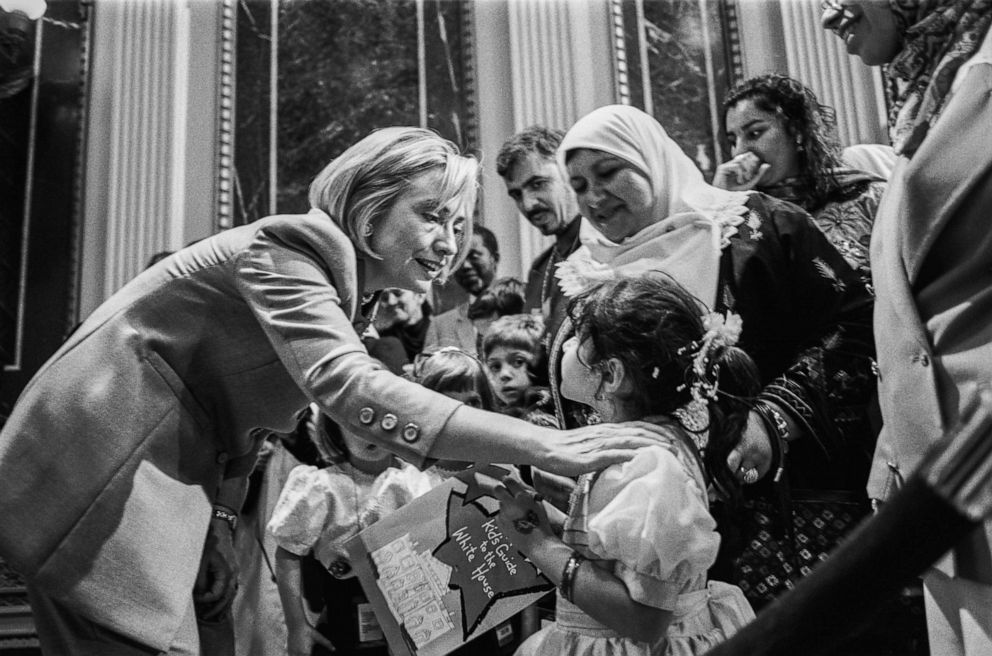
[{"x1": 0, "y1": 1, "x2": 989, "y2": 654}]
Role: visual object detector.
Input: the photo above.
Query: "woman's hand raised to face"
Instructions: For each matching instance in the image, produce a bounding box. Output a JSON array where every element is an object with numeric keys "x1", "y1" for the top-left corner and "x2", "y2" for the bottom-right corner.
[
  {"x1": 536, "y1": 421, "x2": 667, "y2": 477},
  {"x1": 713, "y1": 152, "x2": 772, "y2": 192}
]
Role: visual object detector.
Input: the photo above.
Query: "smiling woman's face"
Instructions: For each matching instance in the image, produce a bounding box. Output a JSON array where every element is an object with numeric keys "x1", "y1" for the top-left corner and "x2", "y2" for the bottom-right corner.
[
  {"x1": 821, "y1": 0, "x2": 902, "y2": 66},
  {"x1": 566, "y1": 148, "x2": 655, "y2": 243},
  {"x1": 366, "y1": 169, "x2": 465, "y2": 293}
]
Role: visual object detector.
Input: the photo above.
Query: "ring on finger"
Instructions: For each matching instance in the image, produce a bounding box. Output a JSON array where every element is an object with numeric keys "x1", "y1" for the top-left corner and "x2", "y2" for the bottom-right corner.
[
  {"x1": 512, "y1": 510, "x2": 540, "y2": 534},
  {"x1": 741, "y1": 467, "x2": 759, "y2": 485}
]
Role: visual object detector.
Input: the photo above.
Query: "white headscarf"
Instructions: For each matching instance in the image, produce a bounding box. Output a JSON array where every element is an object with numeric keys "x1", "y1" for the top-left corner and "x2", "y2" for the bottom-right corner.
[{"x1": 555, "y1": 105, "x2": 750, "y2": 309}]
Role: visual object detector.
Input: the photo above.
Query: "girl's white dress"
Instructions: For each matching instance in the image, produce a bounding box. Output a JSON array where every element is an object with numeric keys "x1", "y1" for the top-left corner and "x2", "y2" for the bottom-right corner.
[
  {"x1": 267, "y1": 460, "x2": 445, "y2": 571},
  {"x1": 516, "y1": 426, "x2": 754, "y2": 656}
]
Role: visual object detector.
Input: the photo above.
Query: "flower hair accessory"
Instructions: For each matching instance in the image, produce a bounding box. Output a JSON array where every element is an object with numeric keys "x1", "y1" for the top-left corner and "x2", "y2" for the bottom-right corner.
[{"x1": 677, "y1": 310, "x2": 743, "y2": 403}]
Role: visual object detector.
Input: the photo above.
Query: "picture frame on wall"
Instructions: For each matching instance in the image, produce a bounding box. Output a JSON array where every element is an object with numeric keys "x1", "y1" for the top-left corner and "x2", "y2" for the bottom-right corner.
[{"x1": 609, "y1": 0, "x2": 743, "y2": 181}]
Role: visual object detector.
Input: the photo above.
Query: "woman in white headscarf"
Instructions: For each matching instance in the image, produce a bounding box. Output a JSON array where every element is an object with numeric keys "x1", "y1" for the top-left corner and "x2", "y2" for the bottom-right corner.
[{"x1": 550, "y1": 105, "x2": 878, "y2": 609}]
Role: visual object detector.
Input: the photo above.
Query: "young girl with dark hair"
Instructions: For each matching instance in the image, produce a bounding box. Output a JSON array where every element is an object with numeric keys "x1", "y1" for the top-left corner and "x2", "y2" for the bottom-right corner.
[{"x1": 495, "y1": 275, "x2": 757, "y2": 655}]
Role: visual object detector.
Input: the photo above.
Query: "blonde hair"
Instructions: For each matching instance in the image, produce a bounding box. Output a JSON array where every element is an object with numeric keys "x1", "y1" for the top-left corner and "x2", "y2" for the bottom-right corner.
[{"x1": 308, "y1": 127, "x2": 479, "y2": 278}]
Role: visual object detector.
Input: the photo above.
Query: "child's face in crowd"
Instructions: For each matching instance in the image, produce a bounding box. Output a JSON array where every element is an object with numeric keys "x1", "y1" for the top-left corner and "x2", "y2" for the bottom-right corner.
[
  {"x1": 443, "y1": 387, "x2": 486, "y2": 409},
  {"x1": 559, "y1": 335, "x2": 603, "y2": 409},
  {"x1": 485, "y1": 346, "x2": 534, "y2": 406},
  {"x1": 341, "y1": 428, "x2": 393, "y2": 465}
]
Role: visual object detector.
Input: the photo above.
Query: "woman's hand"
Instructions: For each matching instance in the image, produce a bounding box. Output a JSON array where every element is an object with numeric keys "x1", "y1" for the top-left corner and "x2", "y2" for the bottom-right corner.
[
  {"x1": 726, "y1": 410, "x2": 775, "y2": 485},
  {"x1": 194, "y1": 519, "x2": 240, "y2": 621},
  {"x1": 493, "y1": 476, "x2": 555, "y2": 554},
  {"x1": 537, "y1": 421, "x2": 665, "y2": 477},
  {"x1": 713, "y1": 152, "x2": 772, "y2": 191}
]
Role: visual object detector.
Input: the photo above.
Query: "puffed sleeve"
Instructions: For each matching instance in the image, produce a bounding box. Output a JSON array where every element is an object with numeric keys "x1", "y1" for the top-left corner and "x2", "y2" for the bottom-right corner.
[
  {"x1": 267, "y1": 465, "x2": 333, "y2": 556},
  {"x1": 584, "y1": 446, "x2": 719, "y2": 611},
  {"x1": 235, "y1": 214, "x2": 462, "y2": 467}
]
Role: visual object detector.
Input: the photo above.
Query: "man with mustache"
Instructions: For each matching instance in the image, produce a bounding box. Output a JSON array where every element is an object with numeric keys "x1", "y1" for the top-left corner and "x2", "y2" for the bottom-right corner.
[{"x1": 497, "y1": 126, "x2": 582, "y2": 343}]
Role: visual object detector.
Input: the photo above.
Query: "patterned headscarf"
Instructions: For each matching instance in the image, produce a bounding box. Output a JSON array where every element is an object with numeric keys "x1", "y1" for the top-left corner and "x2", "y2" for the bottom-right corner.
[{"x1": 886, "y1": 0, "x2": 992, "y2": 155}]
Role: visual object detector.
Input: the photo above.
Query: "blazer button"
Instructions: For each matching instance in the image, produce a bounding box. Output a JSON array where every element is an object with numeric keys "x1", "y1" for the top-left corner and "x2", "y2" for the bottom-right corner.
[
  {"x1": 328, "y1": 559, "x2": 352, "y2": 577},
  {"x1": 380, "y1": 413, "x2": 398, "y2": 431},
  {"x1": 402, "y1": 422, "x2": 421, "y2": 443},
  {"x1": 216, "y1": 451, "x2": 229, "y2": 464},
  {"x1": 359, "y1": 407, "x2": 376, "y2": 425}
]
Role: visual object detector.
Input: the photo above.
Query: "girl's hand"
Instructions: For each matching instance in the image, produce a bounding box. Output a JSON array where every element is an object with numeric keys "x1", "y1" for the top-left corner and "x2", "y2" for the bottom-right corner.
[
  {"x1": 493, "y1": 475, "x2": 554, "y2": 553},
  {"x1": 713, "y1": 152, "x2": 771, "y2": 191},
  {"x1": 726, "y1": 410, "x2": 775, "y2": 485},
  {"x1": 537, "y1": 421, "x2": 665, "y2": 477},
  {"x1": 287, "y1": 625, "x2": 335, "y2": 656},
  {"x1": 532, "y1": 468, "x2": 576, "y2": 514}
]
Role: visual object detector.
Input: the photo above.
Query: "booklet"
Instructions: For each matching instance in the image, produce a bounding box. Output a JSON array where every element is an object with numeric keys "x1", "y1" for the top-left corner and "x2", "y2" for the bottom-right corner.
[{"x1": 345, "y1": 466, "x2": 554, "y2": 656}]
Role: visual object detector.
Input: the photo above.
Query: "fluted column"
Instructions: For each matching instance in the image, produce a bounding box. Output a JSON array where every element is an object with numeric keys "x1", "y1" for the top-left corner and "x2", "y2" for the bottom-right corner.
[
  {"x1": 504, "y1": 0, "x2": 613, "y2": 276},
  {"x1": 101, "y1": 0, "x2": 185, "y2": 295},
  {"x1": 81, "y1": 0, "x2": 220, "y2": 316}
]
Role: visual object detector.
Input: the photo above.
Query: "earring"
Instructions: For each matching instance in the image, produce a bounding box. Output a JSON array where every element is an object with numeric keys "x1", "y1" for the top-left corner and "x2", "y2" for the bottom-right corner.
[{"x1": 361, "y1": 223, "x2": 374, "y2": 238}]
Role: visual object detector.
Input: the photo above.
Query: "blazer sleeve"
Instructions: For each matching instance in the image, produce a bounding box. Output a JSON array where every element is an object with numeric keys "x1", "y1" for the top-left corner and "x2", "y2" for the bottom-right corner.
[{"x1": 234, "y1": 215, "x2": 461, "y2": 467}]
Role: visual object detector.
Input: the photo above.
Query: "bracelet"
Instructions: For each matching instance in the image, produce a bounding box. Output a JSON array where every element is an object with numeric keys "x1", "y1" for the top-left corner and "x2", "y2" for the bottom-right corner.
[
  {"x1": 765, "y1": 405, "x2": 790, "y2": 443},
  {"x1": 754, "y1": 402, "x2": 790, "y2": 483},
  {"x1": 212, "y1": 504, "x2": 238, "y2": 532},
  {"x1": 558, "y1": 551, "x2": 586, "y2": 603}
]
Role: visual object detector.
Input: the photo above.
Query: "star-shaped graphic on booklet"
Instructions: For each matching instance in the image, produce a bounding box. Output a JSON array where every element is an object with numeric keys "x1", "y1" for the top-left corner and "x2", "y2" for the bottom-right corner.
[
  {"x1": 454, "y1": 464, "x2": 512, "y2": 505},
  {"x1": 432, "y1": 490, "x2": 553, "y2": 638}
]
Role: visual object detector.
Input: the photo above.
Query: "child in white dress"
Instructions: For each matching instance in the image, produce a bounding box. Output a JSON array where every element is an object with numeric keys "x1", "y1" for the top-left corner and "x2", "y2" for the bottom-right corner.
[
  {"x1": 268, "y1": 348, "x2": 496, "y2": 656},
  {"x1": 494, "y1": 275, "x2": 757, "y2": 655}
]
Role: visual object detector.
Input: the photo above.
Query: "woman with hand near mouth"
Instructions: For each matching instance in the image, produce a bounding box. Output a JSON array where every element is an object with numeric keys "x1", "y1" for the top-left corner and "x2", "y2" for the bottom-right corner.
[
  {"x1": 0, "y1": 126, "x2": 668, "y2": 655},
  {"x1": 551, "y1": 105, "x2": 877, "y2": 609},
  {"x1": 822, "y1": 2, "x2": 992, "y2": 655},
  {"x1": 714, "y1": 74, "x2": 886, "y2": 280}
]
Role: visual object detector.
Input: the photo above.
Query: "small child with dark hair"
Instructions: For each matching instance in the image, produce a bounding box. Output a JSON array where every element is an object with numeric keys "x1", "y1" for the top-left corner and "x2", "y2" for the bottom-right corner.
[
  {"x1": 494, "y1": 275, "x2": 758, "y2": 655},
  {"x1": 481, "y1": 313, "x2": 557, "y2": 427}
]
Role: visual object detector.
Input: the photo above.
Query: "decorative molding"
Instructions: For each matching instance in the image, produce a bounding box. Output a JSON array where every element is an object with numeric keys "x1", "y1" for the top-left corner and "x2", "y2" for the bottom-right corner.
[
  {"x1": 67, "y1": 0, "x2": 93, "y2": 333},
  {"x1": 460, "y1": 0, "x2": 479, "y2": 153},
  {"x1": 216, "y1": 0, "x2": 236, "y2": 230},
  {"x1": 506, "y1": 0, "x2": 598, "y2": 272},
  {"x1": 720, "y1": 0, "x2": 744, "y2": 86},
  {"x1": 609, "y1": 0, "x2": 631, "y2": 105},
  {"x1": 7, "y1": 19, "x2": 44, "y2": 372}
]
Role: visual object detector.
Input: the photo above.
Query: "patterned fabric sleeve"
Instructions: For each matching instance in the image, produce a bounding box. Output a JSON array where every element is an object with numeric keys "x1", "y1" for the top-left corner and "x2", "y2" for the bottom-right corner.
[
  {"x1": 720, "y1": 193, "x2": 877, "y2": 491},
  {"x1": 584, "y1": 446, "x2": 720, "y2": 611}
]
